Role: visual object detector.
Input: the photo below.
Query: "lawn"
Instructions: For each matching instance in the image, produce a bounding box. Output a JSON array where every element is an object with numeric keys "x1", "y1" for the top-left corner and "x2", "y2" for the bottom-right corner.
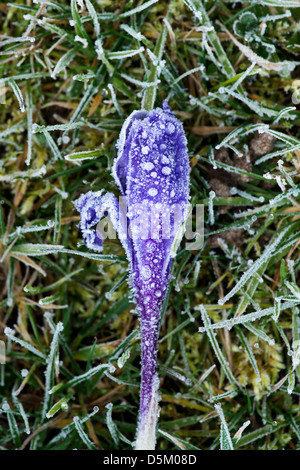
[{"x1": 1, "y1": 0, "x2": 300, "y2": 451}]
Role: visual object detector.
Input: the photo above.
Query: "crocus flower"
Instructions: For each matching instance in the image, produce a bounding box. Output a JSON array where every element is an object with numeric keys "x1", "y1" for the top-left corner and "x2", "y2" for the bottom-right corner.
[{"x1": 74, "y1": 101, "x2": 190, "y2": 450}]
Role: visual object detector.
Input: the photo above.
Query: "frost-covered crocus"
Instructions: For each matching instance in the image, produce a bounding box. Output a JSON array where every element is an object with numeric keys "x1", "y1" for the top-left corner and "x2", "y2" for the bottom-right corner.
[{"x1": 75, "y1": 101, "x2": 190, "y2": 450}]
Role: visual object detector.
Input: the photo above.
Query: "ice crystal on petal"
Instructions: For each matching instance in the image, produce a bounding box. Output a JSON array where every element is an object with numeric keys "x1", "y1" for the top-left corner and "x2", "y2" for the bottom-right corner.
[
  {"x1": 148, "y1": 188, "x2": 158, "y2": 196},
  {"x1": 162, "y1": 166, "x2": 171, "y2": 175}
]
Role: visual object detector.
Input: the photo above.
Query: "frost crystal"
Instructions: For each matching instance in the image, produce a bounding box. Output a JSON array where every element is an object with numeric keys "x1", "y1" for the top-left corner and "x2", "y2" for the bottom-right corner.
[{"x1": 74, "y1": 101, "x2": 190, "y2": 450}]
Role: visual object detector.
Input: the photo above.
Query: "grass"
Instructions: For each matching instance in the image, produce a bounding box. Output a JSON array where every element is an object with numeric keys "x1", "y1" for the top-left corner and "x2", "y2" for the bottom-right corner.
[{"x1": 1, "y1": 0, "x2": 300, "y2": 451}]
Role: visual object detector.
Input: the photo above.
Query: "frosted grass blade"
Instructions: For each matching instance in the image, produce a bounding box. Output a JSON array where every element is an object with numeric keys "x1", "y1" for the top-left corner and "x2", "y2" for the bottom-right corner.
[
  {"x1": 105, "y1": 403, "x2": 119, "y2": 446},
  {"x1": 2, "y1": 400, "x2": 21, "y2": 447},
  {"x1": 142, "y1": 20, "x2": 168, "y2": 111},
  {"x1": 108, "y1": 47, "x2": 145, "y2": 60},
  {"x1": 42, "y1": 319, "x2": 64, "y2": 420},
  {"x1": 198, "y1": 301, "x2": 300, "y2": 333},
  {"x1": 218, "y1": 226, "x2": 290, "y2": 306},
  {"x1": 12, "y1": 391, "x2": 30, "y2": 435},
  {"x1": 199, "y1": 305, "x2": 239, "y2": 387},
  {"x1": 4, "y1": 327, "x2": 46, "y2": 360},
  {"x1": 26, "y1": 80, "x2": 33, "y2": 165},
  {"x1": 0, "y1": 166, "x2": 47, "y2": 182},
  {"x1": 235, "y1": 326, "x2": 261, "y2": 381},
  {"x1": 120, "y1": 0, "x2": 159, "y2": 17},
  {"x1": 50, "y1": 362, "x2": 115, "y2": 392},
  {"x1": 183, "y1": 0, "x2": 237, "y2": 80},
  {"x1": 221, "y1": 0, "x2": 300, "y2": 7},
  {"x1": 51, "y1": 48, "x2": 78, "y2": 78},
  {"x1": 73, "y1": 416, "x2": 98, "y2": 450},
  {"x1": 8, "y1": 79, "x2": 25, "y2": 112},
  {"x1": 46, "y1": 407, "x2": 99, "y2": 447},
  {"x1": 215, "y1": 403, "x2": 234, "y2": 450}
]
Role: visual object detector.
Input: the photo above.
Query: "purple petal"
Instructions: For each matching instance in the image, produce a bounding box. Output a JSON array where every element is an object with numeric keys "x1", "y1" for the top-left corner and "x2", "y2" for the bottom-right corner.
[
  {"x1": 74, "y1": 191, "x2": 131, "y2": 257},
  {"x1": 112, "y1": 101, "x2": 190, "y2": 448},
  {"x1": 75, "y1": 101, "x2": 190, "y2": 450},
  {"x1": 113, "y1": 109, "x2": 148, "y2": 195},
  {"x1": 114, "y1": 101, "x2": 190, "y2": 292},
  {"x1": 113, "y1": 100, "x2": 189, "y2": 208}
]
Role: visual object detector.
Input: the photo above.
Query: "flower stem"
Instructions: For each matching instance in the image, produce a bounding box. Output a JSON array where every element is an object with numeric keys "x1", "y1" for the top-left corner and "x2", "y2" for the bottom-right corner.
[{"x1": 135, "y1": 310, "x2": 161, "y2": 450}]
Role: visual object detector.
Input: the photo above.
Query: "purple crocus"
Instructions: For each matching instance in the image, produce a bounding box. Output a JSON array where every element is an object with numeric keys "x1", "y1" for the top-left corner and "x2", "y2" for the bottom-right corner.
[{"x1": 75, "y1": 101, "x2": 190, "y2": 449}]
